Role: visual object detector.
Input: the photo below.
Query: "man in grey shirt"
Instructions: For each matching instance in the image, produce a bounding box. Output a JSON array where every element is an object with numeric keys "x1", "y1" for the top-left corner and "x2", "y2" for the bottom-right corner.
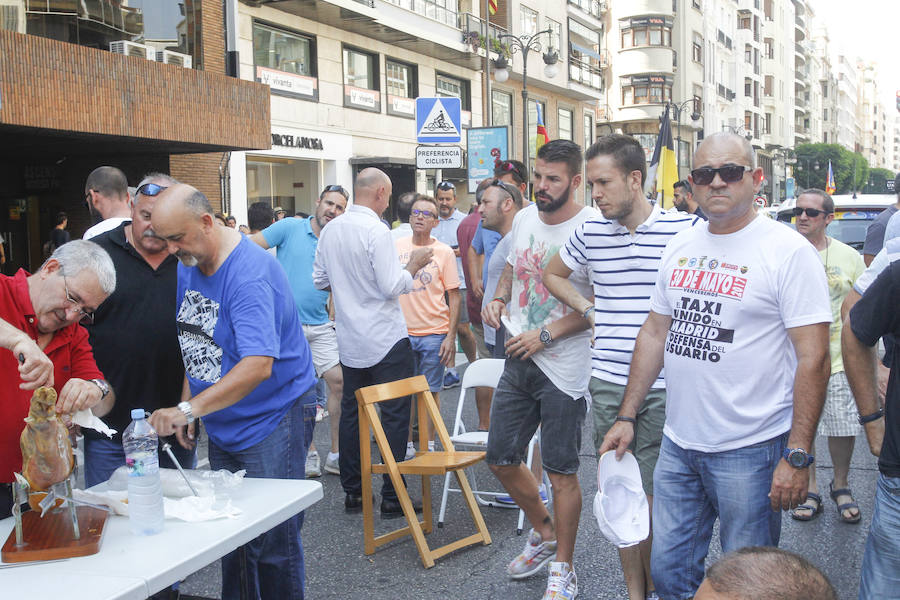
[
  {"x1": 862, "y1": 173, "x2": 900, "y2": 266},
  {"x1": 479, "y1": 180, "x2": 524, "y2": 356}
]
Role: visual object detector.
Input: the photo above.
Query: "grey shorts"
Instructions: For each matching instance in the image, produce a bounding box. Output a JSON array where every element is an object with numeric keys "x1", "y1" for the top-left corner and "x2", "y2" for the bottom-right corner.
[
  {"x1": 486, "y1": 358, "x2": 587, "y2": 475},
  {"x1": 590, "y1": 377, "x2": 665, "y2": 497}
]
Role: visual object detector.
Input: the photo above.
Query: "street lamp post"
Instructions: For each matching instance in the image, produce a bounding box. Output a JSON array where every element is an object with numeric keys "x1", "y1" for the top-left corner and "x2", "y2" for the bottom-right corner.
[
  {"x1": 795, "y1": 156, "x2": 820, "y2": 188},
  {"x1": 771, "y1": 147, "x2": 795, "y2": 203},
  {"x1": 491, "y1": 29, "x2": 559, "y2": 178},
  {"x1": 664, "y1": 99, "x2": 701, "y2": 178}
]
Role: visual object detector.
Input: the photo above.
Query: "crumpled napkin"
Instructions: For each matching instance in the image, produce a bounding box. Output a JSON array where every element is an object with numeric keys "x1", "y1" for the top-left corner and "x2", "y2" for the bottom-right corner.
[
  {"x1": 70, "y1": 409, "x2": 117, "y2": 438},
  {"x1": 73, "y1": 488, "x2": 242, "y2": 521}
]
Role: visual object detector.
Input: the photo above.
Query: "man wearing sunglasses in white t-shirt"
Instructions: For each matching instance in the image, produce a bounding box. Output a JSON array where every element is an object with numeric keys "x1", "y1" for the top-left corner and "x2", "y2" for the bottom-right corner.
[{"x1": 602, "y1": 132, "x2": 832, "y2": 600}]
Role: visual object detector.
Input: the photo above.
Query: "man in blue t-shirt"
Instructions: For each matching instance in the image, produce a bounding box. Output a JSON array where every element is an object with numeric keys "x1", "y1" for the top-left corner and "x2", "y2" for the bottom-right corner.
[
  {"x1": 251, "y1": 185, "x2": 348, "y2": 478},
  {"x1": 149, "y1": 184, "x2": 316, "y2": 600}
]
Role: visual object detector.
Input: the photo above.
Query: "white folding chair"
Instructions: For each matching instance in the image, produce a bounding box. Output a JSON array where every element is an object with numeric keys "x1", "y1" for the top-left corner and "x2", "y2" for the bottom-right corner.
[{"x1": 437, "y1": 359, "x2": 551, "y2": 534}]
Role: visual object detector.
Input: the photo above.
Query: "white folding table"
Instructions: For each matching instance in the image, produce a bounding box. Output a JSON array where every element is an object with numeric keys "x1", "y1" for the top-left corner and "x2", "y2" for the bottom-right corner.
[{"x1": 0, "y1": 478, "x2": 323, "y2": 599}]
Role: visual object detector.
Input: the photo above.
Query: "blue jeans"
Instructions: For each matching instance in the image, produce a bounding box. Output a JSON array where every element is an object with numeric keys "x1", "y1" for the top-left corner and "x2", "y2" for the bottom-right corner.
[
  {"x1": 208, "y1": 387, "x2": 313, "y2": 600},
  {"x1": 651, "y1": 432, "x2": 787, "y2": 599},
  {"x1": 83, "y1": 435, "x2": 198, "y2": 488},
  {"x1": 409, "y1": 333, "x2": 446, "y2": 392},
  {"x1": 859, "y1": 473, "x2": 900, "y2": 599}
]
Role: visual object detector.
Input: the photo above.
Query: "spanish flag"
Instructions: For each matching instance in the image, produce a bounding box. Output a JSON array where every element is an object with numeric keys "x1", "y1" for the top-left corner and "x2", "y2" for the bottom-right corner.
[
  {"x1": 825, "y1": 160, "x2": 836, "y2": 194},
  {"x1": 535, "y1": 103, "x2": 549, "y2": 154},
  {"x1": 489, "y1": 0, "x2": 497, "y2": 15},
  {"x1": 645, "y1": 105, "x2": 678, "y2": 208}
]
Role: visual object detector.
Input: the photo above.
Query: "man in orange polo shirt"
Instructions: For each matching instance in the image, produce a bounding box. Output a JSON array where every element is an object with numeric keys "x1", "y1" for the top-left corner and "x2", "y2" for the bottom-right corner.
[
  {"x1": 395, "y1": 195, "x2": 460, "y2": 456},
  {"x1": 0, "y1": 240, "x2": 116, "y2": 516}
]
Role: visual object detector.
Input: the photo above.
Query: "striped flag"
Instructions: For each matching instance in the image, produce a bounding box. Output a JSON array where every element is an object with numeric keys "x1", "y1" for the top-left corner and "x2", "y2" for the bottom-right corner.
[
  {"x1": 535, "y1": 103, "x2": 549, "y2": 154},
  {"x1": 644, "y1": 105, "x2": 678, "y2": 208},
  {"x1": 825, "y1": 160, "x2": 836, "y2": 194},
  {"x1": 489, "y1": 0, "x2": 497, "y2": 15}
]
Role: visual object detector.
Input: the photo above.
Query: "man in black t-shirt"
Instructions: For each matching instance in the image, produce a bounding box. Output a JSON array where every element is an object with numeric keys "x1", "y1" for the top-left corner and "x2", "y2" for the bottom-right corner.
[
  {"x1": 842, "y1": 261, "x2": 900, "y2": 599},
  {"x1": 82, "y1": 172, "x2": 193, "y2": 486}
]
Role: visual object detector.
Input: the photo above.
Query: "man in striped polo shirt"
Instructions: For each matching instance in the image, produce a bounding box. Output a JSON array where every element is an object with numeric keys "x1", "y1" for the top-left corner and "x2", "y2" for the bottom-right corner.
[{"x1": 545, "y1": 134, "x2": 698, "y2": 600}]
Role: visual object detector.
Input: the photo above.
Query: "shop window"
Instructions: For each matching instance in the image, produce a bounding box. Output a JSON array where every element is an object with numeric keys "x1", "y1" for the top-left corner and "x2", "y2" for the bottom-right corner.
[
  {"x1": 583, "y1": 113, "x2": 593, "y2": 147},
  {"x1": 385, "y1": 58, "x2": 417, "y2": 118},
  {"x1": 246, "y1": 156, "x2": 321, "y2": 218},
  {"x1": 253, "y1": 22, "x2": 318, "y2": 100},
  {"x1": 492, "y1": 89, "x2": 512, "y2": 126},
  {"x1": 558, "y1": 108, "x2": 573, "y2": 141},
  {"x1": 343, "y1": 46, "x2": 381, "y2": 112}
]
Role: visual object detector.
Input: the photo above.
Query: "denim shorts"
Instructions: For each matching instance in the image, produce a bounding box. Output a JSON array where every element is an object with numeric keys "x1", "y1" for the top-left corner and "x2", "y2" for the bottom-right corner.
[
  {"x1": 486, "y1": 358, "x2": 587, "y2": 475},
  {"x1": 410, "y1": 333, "x2": 446, "y2": 392}
]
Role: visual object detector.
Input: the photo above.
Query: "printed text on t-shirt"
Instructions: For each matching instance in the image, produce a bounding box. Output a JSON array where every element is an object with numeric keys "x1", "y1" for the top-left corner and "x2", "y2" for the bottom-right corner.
[{"x1": 668, "y1": 268, "x2": 747, "y2": 299}]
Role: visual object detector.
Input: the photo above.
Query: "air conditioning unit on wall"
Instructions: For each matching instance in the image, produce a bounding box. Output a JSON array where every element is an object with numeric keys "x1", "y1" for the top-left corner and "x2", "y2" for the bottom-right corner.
[
  {"x1": 109, "y1": 41, "x2": 154, "y2": 60},
  {"x1": 156, "y1": 50, "x2": 193, "y2": 69}
]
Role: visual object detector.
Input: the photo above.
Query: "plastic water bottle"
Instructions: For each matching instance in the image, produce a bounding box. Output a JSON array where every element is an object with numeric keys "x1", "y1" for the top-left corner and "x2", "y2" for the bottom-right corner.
[{"x1": 122, "y1": 409, "x2": 164, "y2": 535}]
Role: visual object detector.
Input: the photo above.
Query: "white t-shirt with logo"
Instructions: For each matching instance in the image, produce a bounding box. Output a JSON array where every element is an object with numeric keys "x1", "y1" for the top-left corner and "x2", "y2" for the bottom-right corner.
[
  {"x1": 650, "y1": 215, "x2": 831, "y2": 452},
  {"x1": 506, "y1": 203, "x2": 598, "y2": 400}
]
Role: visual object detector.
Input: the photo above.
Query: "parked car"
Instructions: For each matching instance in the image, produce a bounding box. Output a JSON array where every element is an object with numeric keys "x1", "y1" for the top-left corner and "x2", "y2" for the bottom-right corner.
[{"x1": 776, "y1": 194, "x2": 897, "y2": 252}]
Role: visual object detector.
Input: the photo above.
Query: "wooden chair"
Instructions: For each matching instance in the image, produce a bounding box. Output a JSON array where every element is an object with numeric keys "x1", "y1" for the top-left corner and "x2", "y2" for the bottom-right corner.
[{"x1": 356, "y1": 375, "x2": 492, "y2": 568}]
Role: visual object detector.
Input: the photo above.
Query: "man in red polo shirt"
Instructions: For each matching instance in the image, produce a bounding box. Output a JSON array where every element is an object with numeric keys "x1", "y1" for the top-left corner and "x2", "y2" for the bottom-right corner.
[{"x1": 0, "y1": 239, "x2": 117, "y2": 516}]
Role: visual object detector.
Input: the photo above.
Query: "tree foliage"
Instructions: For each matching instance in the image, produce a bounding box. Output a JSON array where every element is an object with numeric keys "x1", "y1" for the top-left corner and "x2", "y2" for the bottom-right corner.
[
  {"x1": 793, "y1": 143, "x2": 869, "y2": 194},
  {"x1": 865, "y1": 168, "x2": 896, "y2": 194}
]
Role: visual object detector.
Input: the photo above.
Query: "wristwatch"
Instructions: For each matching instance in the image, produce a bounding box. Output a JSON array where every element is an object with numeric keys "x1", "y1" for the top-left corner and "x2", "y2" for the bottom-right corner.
[
  {"x1": 90, "y1": 378, "x2": 109, "y2": 400},
  {"x1": 582, "y1": 305, "x2": 595, "y2": 320},
  {"x1": 783, "y1": 447, "x2": 814, "y2": 469},
  {"x1": 177, "y1": 401, "x2": 195, "y2": 424},
  {"x1": 539, "y1": 327, "x2": 553, "y2": 347}
]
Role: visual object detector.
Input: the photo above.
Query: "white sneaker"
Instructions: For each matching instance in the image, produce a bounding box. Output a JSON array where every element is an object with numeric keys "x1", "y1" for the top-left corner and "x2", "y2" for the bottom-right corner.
[
  {"x1": 507, "y1": 528, "x2": 557, "y2": 580},
  {"x1": 405, "y1": 442, "x2": 416, "y2": 460},
  {"x1": 305, "y1": 451, "x2": 321, "y2": 478},
  {"x1": 324, "y1": 453, "x2": 340, "y2": 475},
  {"x1": 543, "y1": 562, "x2": 577, "y2": 599}
]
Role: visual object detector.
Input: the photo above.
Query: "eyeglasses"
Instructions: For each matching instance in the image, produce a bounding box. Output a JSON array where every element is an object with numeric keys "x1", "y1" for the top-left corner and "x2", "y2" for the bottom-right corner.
[
  {"x1": 62, "y1": 275, "x2": 94, "y2": 325},
  {"x1": 322, "y1": 184, "x2": 349, "y2": 200},
  {"x1": 411, "y1": 208, "x2": 437, "y2": 219},
  {"x1": 792, "y1": 207, "x2": 831, "y2": 218},
  {"x1": 436, "y1": 181, "x2": 456, "y2": 191},
  {"x1": 690, "y1": 165, "x2": 753, "y2": 186},
  {"x1": 136, "y1": 183, "x2": 168, "y2": 197}
]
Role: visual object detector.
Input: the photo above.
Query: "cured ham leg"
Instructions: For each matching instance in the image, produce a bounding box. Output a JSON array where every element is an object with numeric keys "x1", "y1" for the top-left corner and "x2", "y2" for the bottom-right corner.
[{"x1": 19, "y1": 387, "x2": 74, "y2": 511}]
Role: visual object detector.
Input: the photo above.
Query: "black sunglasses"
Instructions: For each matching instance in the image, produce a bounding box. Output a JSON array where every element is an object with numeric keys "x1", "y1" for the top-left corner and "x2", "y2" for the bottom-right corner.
[
  {"x1": 322, "y1": 184, "x2": 349, "y2": 200},
  {"x1": 792, "y1": 207, "x2": 831, "y2": 218},
  {"x1": 136, "y1": 183, "x2": 168, "y2": 197},
  {"x1": 690, "y1": 165, "x2": 753, "y2": 186},
  {"x1": 436, "y1": 181, "x2": 455, "y2": 191},
  {"x1": 489, "y1": 178, "x2": 514, "y2": 198}
]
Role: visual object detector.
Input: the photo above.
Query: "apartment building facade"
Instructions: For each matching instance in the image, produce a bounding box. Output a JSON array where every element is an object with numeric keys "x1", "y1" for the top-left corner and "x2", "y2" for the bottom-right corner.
[{"x1": 228, "y1": 0, "x2": 603, "y2": 223}]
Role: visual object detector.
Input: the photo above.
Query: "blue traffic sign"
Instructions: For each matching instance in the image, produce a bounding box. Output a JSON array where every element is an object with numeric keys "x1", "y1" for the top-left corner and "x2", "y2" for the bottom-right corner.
[{"x1": 416, "y1": 97, "x2": 462, "y2": 143}]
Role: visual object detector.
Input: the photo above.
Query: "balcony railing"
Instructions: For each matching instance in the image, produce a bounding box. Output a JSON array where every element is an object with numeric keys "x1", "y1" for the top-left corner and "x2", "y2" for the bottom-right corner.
[
  {"x1": 384, "y1": 0, "x2": 458, "y2": 27},
  {"x1": 569, "y1": 57, "x2": 603, "y2": 91},
  {"x1": 716, "y1": 29, "x2": 733, "y2": 50},
  {"x1": 459, "y1": 13, "x2": 508, "y2": 53},
  {"x1": 567, "y1": 0, "x2": 607, "y2": 20}
]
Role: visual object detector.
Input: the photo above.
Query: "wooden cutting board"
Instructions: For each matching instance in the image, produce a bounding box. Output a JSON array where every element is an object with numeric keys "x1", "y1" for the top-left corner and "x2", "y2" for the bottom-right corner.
[{"x1": 1, "y1": 506, "x2": 108, "y2": 563}]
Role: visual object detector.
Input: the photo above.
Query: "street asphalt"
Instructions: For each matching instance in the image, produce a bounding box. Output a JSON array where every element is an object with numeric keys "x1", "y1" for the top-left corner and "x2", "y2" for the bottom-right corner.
[{"x1": 176, "y1": 359, "x2": 878, "y2": 600}]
